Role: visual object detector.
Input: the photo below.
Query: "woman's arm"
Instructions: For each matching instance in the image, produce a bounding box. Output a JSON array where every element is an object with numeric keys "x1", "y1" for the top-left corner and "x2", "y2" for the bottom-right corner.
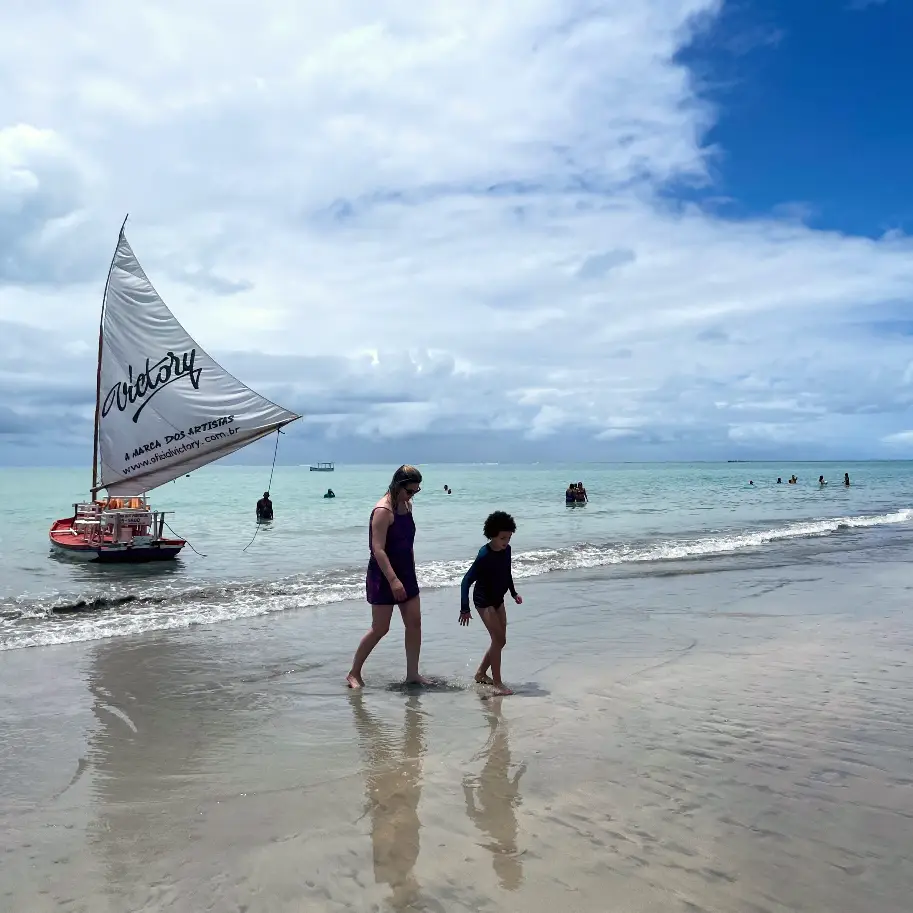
[
  {"x1": 506, "y1": 547, "x2": 518, "y2": 598},
  {"x1": 370, "y1": 507, "x2": 397, "y2": 583}
]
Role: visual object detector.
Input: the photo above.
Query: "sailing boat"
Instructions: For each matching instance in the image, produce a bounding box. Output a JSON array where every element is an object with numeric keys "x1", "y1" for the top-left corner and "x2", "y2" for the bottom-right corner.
[{"x1": 49, "y1": 218, "x2": 301, "y2": 562}]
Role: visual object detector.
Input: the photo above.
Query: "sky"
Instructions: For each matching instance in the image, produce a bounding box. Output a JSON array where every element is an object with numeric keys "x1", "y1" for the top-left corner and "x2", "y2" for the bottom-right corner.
[{"x1": 2, "y1": 0, "x2": 913, "y2": 468}]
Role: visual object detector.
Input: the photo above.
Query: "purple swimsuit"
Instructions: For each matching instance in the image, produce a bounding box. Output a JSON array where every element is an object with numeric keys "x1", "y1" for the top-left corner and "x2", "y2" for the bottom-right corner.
[{"x1": 366, "y1": 506, "x2": 420, "y2": 605}]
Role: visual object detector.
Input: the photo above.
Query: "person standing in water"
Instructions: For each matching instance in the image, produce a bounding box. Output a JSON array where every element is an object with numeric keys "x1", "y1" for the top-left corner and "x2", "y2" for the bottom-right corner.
[
  {"x1": 844, "y1": 473, "x2": 851, "y2": 486},
  {"x1": 347, "y1": 465, "x2": 430, "y2": 689},
  {"x1": 256, "y1": 491, "x2": 273, "y2": 521},
  {"x1": 459, "y1": 511, "x2": 522, "y2": 696}
]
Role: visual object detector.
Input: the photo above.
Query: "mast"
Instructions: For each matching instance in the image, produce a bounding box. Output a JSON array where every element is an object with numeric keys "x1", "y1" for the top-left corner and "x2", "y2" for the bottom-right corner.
[{"x1": 91, "y1": 214, "x2": 129, "y2": 497}]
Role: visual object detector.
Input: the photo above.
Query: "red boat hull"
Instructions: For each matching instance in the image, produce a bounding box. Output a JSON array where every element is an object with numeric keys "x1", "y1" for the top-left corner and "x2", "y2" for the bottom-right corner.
[{"x1": 49, "y1": 518, "x2": 185, "y2": 563}]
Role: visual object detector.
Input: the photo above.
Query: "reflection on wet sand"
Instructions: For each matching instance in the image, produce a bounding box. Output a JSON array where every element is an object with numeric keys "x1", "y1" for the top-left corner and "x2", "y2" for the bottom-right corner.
[
  {"x1": 463, "y1": 695, "x2": 526, "y2": 890},
  {"x1": 85, "y1": 636, "x2": 262, "y2": 903},
  {"x1": 351, "y1": 694, "x2": 427, "y2": 912}
]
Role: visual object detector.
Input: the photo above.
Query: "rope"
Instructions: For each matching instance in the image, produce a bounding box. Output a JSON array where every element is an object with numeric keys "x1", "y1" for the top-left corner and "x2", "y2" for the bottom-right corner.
[
  {"x1": 164, "y1": 521, "x2": 208, "y2": 557},
  {"x1": 242, "y1": 429, "x2": 282, "y2": 552}
]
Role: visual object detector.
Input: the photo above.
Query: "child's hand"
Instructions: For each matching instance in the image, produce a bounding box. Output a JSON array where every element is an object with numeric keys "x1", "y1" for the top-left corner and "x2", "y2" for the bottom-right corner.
[
  {"x1": 513, "y1": 594, "x2": 523, "y2": 605},
  {"x1": 459, "y1": 610, "x2": 471, "y2": 626}
]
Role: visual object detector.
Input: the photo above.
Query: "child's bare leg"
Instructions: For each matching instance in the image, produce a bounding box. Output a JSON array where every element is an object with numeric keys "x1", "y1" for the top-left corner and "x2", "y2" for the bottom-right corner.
[
  {"x1": 475, "y1": 606, "x2": 494, "y2": 685},
  {"x1": 474, "y1": 606, "x2": 494, "y2": 684},
  {"x1": 478, "y1": 604, "x2": 511, "y2": 694},
  {"x1": 475, "y1": 646, "x2": 493, "y2": 685}
]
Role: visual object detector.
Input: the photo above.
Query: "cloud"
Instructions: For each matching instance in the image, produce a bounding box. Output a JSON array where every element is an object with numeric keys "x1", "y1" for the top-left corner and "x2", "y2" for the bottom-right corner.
[
  {"x1": 882, "y1": 430, "x2": 913, "y2": 446},
  {"x1": 576, "y1": 248, "x2": 637, "y2": 279},
  {"x1": 0, "y1": 124, "x2": 101, "y2": 286},
  {"x1": 0, "y1": 0, "x2": 912, "y2": 466}
]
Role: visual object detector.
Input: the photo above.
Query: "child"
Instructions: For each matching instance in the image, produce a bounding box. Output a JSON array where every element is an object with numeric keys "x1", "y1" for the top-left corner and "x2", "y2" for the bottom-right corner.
[{"x1": 459, "y1": 511, "x2": 522, "y2": 695}]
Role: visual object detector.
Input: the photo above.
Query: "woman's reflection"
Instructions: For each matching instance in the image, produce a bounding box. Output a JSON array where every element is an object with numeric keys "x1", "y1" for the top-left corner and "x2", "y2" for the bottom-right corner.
[
  {"x1": 351, "y1": 693, "x2": 426, "y2": 911},
  {"x1": 463, "y1": 695, "x2": 526, "y2": 890}
]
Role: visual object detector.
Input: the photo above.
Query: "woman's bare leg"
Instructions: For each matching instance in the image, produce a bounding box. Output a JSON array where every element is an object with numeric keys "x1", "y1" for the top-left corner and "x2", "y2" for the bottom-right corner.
[
  {"x1": 400, "y1": 595, "x2": 431, "y2": 685},
  {"x1": 347, "y1": 605, "x2": 394, "y2": 688}
]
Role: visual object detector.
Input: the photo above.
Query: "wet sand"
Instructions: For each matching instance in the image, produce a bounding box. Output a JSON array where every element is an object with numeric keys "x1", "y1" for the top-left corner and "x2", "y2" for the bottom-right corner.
[{"x1": 2, "y1": 552, "x2": 912, "y2": 912}]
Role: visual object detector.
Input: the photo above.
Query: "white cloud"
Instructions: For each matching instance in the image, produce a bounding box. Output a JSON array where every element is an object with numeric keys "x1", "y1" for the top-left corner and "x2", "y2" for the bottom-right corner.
[
  {"x1": 0, "y1": 0, "x2": 911, "y2": 463},
  {"x1": 882, "y1": 431, "x2": 913, "y2": 446}
]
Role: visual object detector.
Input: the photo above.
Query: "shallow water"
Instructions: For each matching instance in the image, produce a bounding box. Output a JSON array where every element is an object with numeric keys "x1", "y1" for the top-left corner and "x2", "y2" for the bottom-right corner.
[
  {"x1": 2, "y1": 552, "x2": 911, "y2": 911},
  {"x1": 2, "y1": 460, "x2": 911, "y2": 649}
]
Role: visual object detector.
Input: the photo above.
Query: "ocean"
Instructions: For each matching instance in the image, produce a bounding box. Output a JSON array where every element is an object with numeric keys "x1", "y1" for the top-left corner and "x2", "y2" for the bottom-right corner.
[
  {"x1": 5, "y1": 462, "x2": 913, "y2": 911},
  {"x1": 2, "y1": 460, "x2": 911, "y2": 651}
]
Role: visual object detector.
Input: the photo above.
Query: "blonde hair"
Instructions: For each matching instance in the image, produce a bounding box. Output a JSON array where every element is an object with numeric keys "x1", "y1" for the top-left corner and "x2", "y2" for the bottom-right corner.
[{"x1": 388, "y1": 464, "x2": 422, "y2": 499}]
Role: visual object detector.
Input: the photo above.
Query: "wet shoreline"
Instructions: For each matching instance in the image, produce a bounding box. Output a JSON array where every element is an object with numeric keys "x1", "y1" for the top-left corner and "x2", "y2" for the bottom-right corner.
[{"x1": 2, "y1": 554, "x2": 912, "y2": 911}]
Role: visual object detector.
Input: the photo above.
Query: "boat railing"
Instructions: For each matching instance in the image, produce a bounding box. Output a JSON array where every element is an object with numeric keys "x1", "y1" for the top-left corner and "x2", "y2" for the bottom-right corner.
[{"x1": 65, "y1": 498, "x2": 177, "y2": 543}]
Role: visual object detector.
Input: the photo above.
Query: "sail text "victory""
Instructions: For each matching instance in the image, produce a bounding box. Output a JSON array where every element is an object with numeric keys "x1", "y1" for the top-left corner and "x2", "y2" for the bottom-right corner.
[{"x1": 103, "y1": 349, "x2": 203, "y2": 423}]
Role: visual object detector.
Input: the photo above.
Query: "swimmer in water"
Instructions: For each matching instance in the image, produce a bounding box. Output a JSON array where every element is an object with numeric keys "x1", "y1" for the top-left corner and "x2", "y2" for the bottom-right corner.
[
  {"x1": 844, "y1": 473, "x2": 850, "y2": 487},
  {"x1": 459, "y1": 511, "x2": 522, "y2": 696},
  {"x1": 819, "y1": 475, "x2": 827, "y2": 486},
  {"x1": 777, "y1": 477, "x2": 782, "y2": 484}
]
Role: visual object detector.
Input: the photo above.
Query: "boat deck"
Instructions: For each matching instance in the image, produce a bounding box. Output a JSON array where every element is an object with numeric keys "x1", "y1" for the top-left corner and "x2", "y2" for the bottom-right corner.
[{"x1": 49, "y1": 518, "x2": 184, "y2": 551}]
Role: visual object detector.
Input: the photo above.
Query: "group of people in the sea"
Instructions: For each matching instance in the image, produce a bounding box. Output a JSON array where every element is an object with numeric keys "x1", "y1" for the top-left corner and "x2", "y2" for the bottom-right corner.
[
  {"x1": 345, "y1": 465, "x2": 520, "y2": 696},
  {"x1": 565, "y1": 481, "x2": 588, "y2": 503},
  {"x1": 750, "y1": 473, "x2": 851, "y2": 487}
]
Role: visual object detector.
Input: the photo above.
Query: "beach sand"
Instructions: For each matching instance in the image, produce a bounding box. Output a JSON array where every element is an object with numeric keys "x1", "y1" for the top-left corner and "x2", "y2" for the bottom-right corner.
[{"x1": 2, "y1": 552, "x2": 912, "y2": 912}]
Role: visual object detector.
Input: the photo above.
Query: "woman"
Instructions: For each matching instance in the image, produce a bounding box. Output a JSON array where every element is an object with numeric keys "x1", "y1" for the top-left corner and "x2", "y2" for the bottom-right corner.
[{"x1": 347, "y1": 465, "x2": 430, "y2": 689}]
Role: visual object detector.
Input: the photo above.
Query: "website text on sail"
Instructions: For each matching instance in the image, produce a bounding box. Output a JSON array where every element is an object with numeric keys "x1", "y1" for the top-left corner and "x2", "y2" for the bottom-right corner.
[{"x1": 49, "y1": 217, "x2": 301, "y2": 562}]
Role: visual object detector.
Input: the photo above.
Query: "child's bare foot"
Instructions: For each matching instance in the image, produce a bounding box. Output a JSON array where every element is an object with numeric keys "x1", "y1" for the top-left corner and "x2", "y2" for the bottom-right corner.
[
  {"x1": 492, "y1": 683, "x2": 514, "y2": 695},
  {"x1": 406, "y1": 674, "x2": 433, "y2": 686},
  {"x1": 346, "y1": 672, "x2": 364, "y2": 689},
  {"x1": 475, "y1": 672, "x2": 494, "y2": 685}
]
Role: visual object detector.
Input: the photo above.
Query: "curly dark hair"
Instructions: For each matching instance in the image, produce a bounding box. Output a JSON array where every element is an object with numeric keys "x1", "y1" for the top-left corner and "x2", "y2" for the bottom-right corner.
[{"x1": 483, "y1": 510, "x2": 516, "y2": 539}]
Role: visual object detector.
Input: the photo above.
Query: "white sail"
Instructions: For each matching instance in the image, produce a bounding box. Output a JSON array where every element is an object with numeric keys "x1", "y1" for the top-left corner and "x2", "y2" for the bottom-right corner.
[{"x1": 96, "y1": 228, "x2": 299, "y2": 495}]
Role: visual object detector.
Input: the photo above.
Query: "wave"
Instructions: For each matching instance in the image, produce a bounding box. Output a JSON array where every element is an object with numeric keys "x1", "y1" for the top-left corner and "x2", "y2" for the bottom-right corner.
[{"x1": 2, "y1": 507, "x2": 911, "y2": 650}]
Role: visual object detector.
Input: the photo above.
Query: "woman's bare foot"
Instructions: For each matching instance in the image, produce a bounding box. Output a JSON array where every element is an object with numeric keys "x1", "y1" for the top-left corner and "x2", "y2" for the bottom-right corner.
[
  {"x1": 406, "y1": 674, "x2": 433, "y2": 686},
  {"x1": 492, "y1": 683, "x2": 514, "y2": 695},
  {"x1": 474, "y1": 672, "x2": 494, "y2": 685},
  {"x1": 346, "y1": 672, "x2": 364, "y2": 689}
]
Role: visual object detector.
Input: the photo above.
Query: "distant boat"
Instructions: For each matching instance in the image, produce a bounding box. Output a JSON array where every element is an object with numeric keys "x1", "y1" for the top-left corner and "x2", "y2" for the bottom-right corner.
[
  {"x1": 309, "y1": 462, "x2": 335, "y2": 472},
  {"x1": 49, "y1": 216, "x2": 301, "y2": 563}
]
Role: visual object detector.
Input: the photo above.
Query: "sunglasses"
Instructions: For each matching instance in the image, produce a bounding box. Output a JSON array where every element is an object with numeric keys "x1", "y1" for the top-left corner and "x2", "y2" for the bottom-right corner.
[{"x1": 404, "y1": 486, "x2": 421, "y2": 496}]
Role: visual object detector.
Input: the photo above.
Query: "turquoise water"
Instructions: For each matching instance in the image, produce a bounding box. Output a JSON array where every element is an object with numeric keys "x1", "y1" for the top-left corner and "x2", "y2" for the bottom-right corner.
[{"x1": 2, "y1": 461, "x2": 912, "y2": 650}]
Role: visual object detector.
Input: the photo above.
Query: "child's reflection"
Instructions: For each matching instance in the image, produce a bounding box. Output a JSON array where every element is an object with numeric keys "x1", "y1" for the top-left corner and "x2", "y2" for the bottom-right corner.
[
  {"x1": 352, "y1": 694, "x2": 426, "y2": 911},
  {"x1": 463, "y1": 695, "x2": 526, "y2": 890}
]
